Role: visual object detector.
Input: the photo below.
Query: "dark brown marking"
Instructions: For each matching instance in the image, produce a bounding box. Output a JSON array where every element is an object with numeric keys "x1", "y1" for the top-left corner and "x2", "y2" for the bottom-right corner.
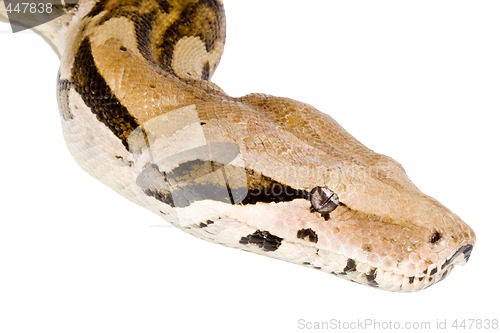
[
  {"x1": 366, "y1": 269, "x2": 378, "y2": 287},
  {"x1": 297, "y1": 228, "x2": 318, "y2": 243},
  {"x1": 136, "y1": 163, "x2": 174, "y2": 205},
  {"x1": 201, "y1": 62, "x2": 210, "y2": 80},
  {"x1": 144, "y1": 188, "x2": 174, "y2": 206},
  {"x1": 72, "y1": 38, "x2": 139, "y2": 149},
  {"x1": 132, "y1": 11, "x2": 156, "y2": 64},
  {"x1": 239, "y1": 230, "x2": 283, "y2": 252},
  {"x1": 430, "y1": 267, "x2": 438, "y2": 276},
  {"x1": 344, "y1": 259, "x2": 357, "y2": 273},
  {"x1": 241, "y1": 176, "x2": 308, "y2": 205},
  {"x1": 199, "y1": 219, "x2": 214, "y2": 228},
  {"x1": 157, "y1": 0, "x2": 172, "y2": 14},
  {"x1": 137, "y1": 159, "x2": 309, "y2": 208},
  {"x1": 137, "y1": 158, "x2": 299, "y2": 207},
  {"x1": 87, "y1": 0, "x2": 157, "y2": 24},
  {"x1": 157, "y1": 0, "x2": 225, "y2": 77},
  {"x1": 160, "y1": 158, "x2": 246, "y2": 207},
  {"x1": 408, "y1": 276, "x2": 415, "y2": 284},
  {"x1": 155, "y1": 182, "x2": 233, "y2": 207},
  {"x1": 87, "y1": 0, "x2": 108, "y2": 17}
]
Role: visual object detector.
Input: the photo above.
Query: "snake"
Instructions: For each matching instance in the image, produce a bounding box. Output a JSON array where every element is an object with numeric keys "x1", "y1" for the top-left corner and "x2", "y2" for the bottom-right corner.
[{"x1": 0, "y1": 0, "x2": 476, "y2": 292}]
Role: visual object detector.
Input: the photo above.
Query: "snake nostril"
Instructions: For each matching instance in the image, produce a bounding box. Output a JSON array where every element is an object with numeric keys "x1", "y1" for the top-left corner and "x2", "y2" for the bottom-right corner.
[{"x1": 429, "y1": 230, "x2": 442, "y2": 243}]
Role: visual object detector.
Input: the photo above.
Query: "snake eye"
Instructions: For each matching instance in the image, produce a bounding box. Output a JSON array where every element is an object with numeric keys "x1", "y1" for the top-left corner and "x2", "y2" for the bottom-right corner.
[{"x1": 310, "y1": 186, "x2": 340, "y2": 214}]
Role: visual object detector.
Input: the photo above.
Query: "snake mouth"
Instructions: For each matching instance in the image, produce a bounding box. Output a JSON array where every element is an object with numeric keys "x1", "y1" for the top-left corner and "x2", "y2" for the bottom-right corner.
[
  {"x1": 443, "y1": 244, "x2": 474, "y2": 268},
  {"x1": 338, "y1": 244, "x2": 474, "y2": 291}
]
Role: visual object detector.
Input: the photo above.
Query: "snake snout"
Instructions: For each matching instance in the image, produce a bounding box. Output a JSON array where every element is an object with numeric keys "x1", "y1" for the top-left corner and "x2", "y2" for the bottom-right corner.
[{"x1": 445, "y1": 244, "x2": 474, "y2": 267}]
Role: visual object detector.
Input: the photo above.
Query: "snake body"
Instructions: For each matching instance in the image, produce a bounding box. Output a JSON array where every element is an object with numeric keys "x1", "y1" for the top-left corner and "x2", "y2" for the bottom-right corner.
[{"x1": 1, "y1": 0, "x2": 475, "y2": 292}]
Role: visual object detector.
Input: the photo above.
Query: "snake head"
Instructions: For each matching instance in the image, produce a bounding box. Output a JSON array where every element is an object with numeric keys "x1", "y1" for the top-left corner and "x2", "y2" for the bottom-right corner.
[
  {"x1": 125, "y1": 91, "x2": 475, "y2": 292},
  {"x1": 207, "y1": 95, "x2": 477, "y2": 292},
  {"x1": 225, "y1": 155, "x2": 476, "y2": 292},
  {"x1": 297, "y1": 155, "x2": 476, "y2": 291}
]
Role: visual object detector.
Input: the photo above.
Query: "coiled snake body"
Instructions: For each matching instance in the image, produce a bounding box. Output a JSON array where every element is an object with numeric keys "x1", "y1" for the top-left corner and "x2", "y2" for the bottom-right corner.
[{"x1": 0, "y1": 0, "x2": 475, "y2": 292}]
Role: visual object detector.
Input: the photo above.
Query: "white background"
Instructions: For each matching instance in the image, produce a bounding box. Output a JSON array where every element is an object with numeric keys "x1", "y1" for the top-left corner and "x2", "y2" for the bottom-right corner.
[{"x1": 0, "y1": 1, "x2": 499, "y2": 332}]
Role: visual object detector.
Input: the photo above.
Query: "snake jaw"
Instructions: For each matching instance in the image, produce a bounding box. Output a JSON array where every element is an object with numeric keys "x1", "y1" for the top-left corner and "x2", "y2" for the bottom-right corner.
[{"x1": 187, "y1": 187, "x2": 475, "y2": 292}]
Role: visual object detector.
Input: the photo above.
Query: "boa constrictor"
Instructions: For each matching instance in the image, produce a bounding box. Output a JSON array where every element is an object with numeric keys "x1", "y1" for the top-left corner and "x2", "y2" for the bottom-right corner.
[{"x1": 0, "y1": 0, "x2": 475, "y2": 292}]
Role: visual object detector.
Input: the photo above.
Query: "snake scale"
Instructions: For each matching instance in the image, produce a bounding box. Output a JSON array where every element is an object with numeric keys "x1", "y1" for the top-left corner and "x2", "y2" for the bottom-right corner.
[{"x1": 0, "y1": 0, "x2": 475, "y2": 292}]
